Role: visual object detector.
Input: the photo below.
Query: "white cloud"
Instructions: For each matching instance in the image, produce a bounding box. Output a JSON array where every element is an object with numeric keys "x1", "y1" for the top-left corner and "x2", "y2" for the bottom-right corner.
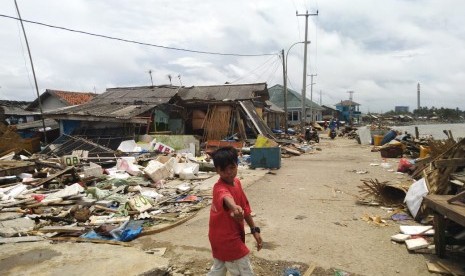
[{"x1": 0, "y1": 0, "x2": 464, "y2": 113}]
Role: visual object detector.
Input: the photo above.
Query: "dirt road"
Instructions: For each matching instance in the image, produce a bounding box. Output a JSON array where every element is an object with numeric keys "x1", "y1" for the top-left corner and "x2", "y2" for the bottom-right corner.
[
  {"x1": 136, "y1": 137, "x2": 438, "y2": 275},
  {"x1": 1, "y1": 137, "x2": 452, "y2": 275}
]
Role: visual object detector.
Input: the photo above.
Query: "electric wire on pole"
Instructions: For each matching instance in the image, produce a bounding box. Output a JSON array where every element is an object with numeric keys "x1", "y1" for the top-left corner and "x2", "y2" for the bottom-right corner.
[
  {"x1": 308, "y1": 73, "x2": 317, "y2": 123},
  {"x1": 14, "y1": 0, "x2": 47, "y2": 144}
]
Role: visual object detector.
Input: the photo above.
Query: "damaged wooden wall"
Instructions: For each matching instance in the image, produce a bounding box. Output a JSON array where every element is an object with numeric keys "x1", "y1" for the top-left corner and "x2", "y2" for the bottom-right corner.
[
  {"x1": 202, "y1": 105, "x2": 233, "y2": 141},
  {"x1": 0, "y1": 123, "x2": 40, "y2": 154}
]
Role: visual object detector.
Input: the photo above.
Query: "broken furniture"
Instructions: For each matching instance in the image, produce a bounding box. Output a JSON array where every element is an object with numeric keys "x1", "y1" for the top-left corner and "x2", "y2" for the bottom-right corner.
[{"x1": 423, "y1": 194, "x2": 465, "y2": 258}]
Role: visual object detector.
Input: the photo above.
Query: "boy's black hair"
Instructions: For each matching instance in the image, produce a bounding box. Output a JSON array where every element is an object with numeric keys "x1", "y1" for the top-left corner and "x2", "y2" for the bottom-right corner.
[{"x1": 211, "y1": 146, "x2": 238, "y2": 170}]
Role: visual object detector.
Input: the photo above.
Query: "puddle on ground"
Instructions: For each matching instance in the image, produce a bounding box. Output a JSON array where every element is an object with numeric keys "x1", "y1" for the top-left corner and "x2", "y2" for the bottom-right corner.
[
  {"x1": 261, "y1": 241, "x2": 279, "y2": 250},
  {"x1": 0, "y1": 248, "x2": 61, "y2": 273}
]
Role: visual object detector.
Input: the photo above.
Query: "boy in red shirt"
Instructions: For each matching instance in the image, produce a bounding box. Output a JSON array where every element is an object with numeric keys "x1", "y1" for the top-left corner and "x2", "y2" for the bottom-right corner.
[{"x1": 208, "y1": 146, "x2": 262, "y2": 275}]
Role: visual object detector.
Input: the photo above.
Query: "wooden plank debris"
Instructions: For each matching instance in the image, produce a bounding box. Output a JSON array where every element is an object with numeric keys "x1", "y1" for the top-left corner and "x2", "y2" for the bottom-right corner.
[
  {"x1": 302, "y1": 262, "x2": 317, "y2": 276},
  {"x1": 447, "y1": 190, "x2": 465, "y2": 204},
  {"x1": 281, "y1": 146, "x2": 301, "y2": 156},
  {"x1": 32, "y1": 166, "x2": 77, "y2": 187},
  {"x1": 38, "y1": 226, "x2": 86, "y2": 233},
  {"x1": 0, "y1": 236, "x2": 44, "y2": 244},
  {"x1": 50, "y1": 237, "x2": 132, "y2": 247},
  {"x1": 426, "y1": 262, "x2": 450, "y2": 274}
]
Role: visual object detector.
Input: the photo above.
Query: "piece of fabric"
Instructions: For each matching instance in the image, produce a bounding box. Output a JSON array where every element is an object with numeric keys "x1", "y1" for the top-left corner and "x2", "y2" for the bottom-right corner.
[
  {"x1": 207, "y1": 255, "x2": 254, "y2": 276},
  {"x1": 209, "y1": 177, "x2": 251, "y2": 261}
]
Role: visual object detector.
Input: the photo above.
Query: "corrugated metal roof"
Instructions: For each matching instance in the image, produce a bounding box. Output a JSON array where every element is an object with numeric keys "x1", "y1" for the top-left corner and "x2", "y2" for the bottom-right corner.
[
  {"x1": 265, "y1": 100, "x2": 285, "y2": 113},
  {"x1": 45, "y1": 85, "x2": 179, "y2": 119},
  {"x1": 15, "y1": 118, "x2": 58, "y2": 130},
  {"x1": 46, "y1": 103, "x2": 157, "y2": 119},
  {"x1": 178, "y1": 83, "x2": 267, "y2": 101},
  {"x1": 0, "y1": 105, "x2": 37, "y2": 116},
  {"x1": 101, "y1": 86, "x2": 179, "y2": 104},
  {"x1": 268, "y1": 84, "x2": 323, "y2": 110},
  {"x1": 336, "y1": 100, "x2": 360, "y2": 106},
  {"x1": 239, "y1": 101, "x2": 276, "y2": 139}
]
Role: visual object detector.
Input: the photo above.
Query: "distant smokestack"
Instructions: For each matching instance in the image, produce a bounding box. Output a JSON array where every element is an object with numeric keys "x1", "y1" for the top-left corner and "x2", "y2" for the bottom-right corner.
[{"x1": 417, "y1": 82, "x2": 420, "y2": 110}]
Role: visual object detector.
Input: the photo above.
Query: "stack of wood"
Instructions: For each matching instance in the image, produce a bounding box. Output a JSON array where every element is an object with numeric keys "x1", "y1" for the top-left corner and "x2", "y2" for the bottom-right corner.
[{"x1": 413, "y1": 138, "x2": 465, "y2": 195}]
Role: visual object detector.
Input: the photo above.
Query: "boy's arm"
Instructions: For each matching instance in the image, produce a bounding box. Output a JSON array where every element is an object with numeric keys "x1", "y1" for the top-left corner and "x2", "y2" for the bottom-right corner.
[
  {"x1": 244, "y1": 214, "x2": 263, "y2": 251},
  {"x1": 223, "y1": 196, "x2": 244, "y2": 221}
]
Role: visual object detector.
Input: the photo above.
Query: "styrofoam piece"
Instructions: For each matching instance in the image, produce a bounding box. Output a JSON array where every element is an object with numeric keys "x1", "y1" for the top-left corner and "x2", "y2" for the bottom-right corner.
[
  {"x1": 140, "y1": 188, "x2": 163, "y2": 201},
  {"x1": 391, "y1": 233, "x2": 411, "y2": 242},
  {"x1": 83, "y1": 162, "x2": 103, "y2": 178},
  {"x1": 179, "y1": 169, "x2": 196, "y2": 180},
  {"x1": 400, "y1": 225, "x2": 434, "y2": 235},
  {"x1": 117, "y1": 140, "x2": 139, "y2": 152},
  {"x1": 176, "y1": 183, "x2": 191, "y2": 192},
  {"x1": 143, "y1": 158, "x2": 175, "y2": 182},
  {"x1": 405, "y1": 237, "x2": 429, "y2": 250},
  {"x1": 173, "y1": 162, "x2": 199, "y2": 175},
  {"x1": 128, "y1": 195, "x2": 152, "y2": 212},
  {"x1": 107, "y1": 169, "x2": 130, "y2": 180},
  {"x1": 0, "y1": 184, "x2": 28, "y2": 201},
  {"x1": 47, "y1": 183, "x2": 84, "y2": 199},
  {"x1": 117, "y1": 158, "x2": 141, "y2": 176}
]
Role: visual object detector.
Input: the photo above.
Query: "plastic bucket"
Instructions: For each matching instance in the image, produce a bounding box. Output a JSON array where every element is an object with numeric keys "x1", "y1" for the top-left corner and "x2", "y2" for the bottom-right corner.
[
  {"x1": 419, "y1": 146, "x2": 431, "y2": 158},
  {"x1": 373, "y1": 135, "x2": 383, "y2": 146}
]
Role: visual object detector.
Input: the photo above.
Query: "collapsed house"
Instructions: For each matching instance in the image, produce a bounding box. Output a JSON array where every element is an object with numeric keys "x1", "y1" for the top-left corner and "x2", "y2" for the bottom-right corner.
[{"x1": 44, "y1": 83, "x2": 276, "y2": 150}]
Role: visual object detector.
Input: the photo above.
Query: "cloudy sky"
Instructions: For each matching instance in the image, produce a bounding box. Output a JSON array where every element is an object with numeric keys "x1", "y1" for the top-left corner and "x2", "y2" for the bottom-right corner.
[{"x1": 1, "y1": 0, "x2": 464, "y2": 113}]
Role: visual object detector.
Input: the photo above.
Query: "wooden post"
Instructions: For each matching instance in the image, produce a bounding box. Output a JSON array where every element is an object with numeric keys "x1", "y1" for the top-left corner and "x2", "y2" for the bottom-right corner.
[
  {"x1": 434, "y1": 212, "x2": 446, "y2": 258},
  {"x1": 415, "y1": 126, "x2": 419, "y2": 139}
]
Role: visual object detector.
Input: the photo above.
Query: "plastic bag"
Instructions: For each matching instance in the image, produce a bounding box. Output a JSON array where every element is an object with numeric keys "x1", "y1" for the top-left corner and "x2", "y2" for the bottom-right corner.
[{"x1": 397, "y1": 158, "x2": 413, "y2": 173}]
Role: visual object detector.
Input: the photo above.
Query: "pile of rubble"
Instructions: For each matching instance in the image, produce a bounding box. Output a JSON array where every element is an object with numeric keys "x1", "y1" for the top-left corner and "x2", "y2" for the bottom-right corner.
[
  {"x1": 0, "y1": 132, "x2": 323, "y2": 245},
  {"x1": 357, "y1": 131, "x2": 465, "y2": 274},
  {"x1": 0, "y1": 133, "x2": 238, "y2": 244}
]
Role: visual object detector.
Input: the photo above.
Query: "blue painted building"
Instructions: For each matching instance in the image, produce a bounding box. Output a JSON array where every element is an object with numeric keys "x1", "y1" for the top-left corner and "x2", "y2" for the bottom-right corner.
[{"x1": 335, "y1": 100, "x2": 361, "y2": 125}]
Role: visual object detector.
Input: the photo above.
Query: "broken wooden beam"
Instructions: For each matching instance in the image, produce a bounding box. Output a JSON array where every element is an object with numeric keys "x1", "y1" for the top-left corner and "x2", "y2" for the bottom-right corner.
[
  {"x1": 38, "y1": 226, "x2": 86, "y2": 233},
  {"x1": 434, "y1": 158, "x2": 465, "y2": 168},
  {"x1": 0, "y1": 236, "x2": 44, "y2": 244}
]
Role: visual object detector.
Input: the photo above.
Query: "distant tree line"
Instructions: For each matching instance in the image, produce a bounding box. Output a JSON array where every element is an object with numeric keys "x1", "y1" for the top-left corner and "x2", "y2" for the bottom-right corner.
[{"x1": 384, "y1": 106, "x2": 465, "y2": 121}]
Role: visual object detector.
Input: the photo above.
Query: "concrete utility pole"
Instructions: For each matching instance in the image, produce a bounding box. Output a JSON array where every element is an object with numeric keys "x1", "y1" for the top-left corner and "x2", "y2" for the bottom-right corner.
[
  {"x1": 308, "y1": 74, "x2": 317, "y2": 123},
  {"x1": 282, "y1": 41, "x2": 307, "y2": 134},
  {"x1": 281, "y1": 49, "x2": 288, "y2": 133},
  {"x1": 297, "y1": 10, "x2": 318, "y2": 130},
  {"x1": 14, "y1": 0, "x2": 47, "y2": 144},
  {"x1": 417, "y1": 82, "x2": 420, "y2": 110},
  {"x1": 148, "y1": 70, "x2": 154, "y2": 86},
  {"x1": 347, "y1": 90, "x2": 354, "y2": 125}
]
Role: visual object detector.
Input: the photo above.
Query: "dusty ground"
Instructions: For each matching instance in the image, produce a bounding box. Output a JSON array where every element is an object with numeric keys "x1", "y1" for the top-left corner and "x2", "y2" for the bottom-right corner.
[
  {"x1": 1, "y1": 136, "x2": 464, "y2": 275},
  {"x1": 135, "y1": 136, "x2": 462, "y2": 275}
]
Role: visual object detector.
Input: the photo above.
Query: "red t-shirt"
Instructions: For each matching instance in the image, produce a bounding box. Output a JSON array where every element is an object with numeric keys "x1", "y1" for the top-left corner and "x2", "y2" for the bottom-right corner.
[{"x1": 208, "y1": 177, "x2": 252, "y2": 261}]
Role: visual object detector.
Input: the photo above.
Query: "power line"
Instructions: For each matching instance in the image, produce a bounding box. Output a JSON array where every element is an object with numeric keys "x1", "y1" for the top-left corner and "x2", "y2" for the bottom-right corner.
[
  {"x1": 0, "y1": 14, "x2": 278, "y2": 57},
  {"x1": 253, "y1": 57, "x2": 280, "y2": 82},
  {"x1": 230, "y1": 55, "x2": 279, "y2": 84},
  {"x1": 14, "y1": 15, "x2": 35, "y2": 98}
]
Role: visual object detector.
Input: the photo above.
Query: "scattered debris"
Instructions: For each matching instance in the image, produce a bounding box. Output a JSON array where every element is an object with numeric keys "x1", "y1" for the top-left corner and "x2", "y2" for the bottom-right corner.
[{"x1": 358, "y1": 178, "x2": 407, "y2": 207}]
